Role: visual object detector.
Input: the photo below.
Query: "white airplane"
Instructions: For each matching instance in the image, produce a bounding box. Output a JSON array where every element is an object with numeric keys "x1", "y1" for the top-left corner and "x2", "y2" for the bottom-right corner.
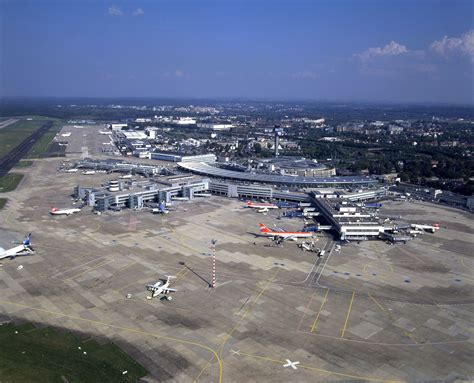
[
  {"x1": 65, "y1": 168, "x2": 78, "y2": 173},
  {"x1": 151, "y1": 202, "x2": 169, "y2": 214},
  {"x1": 146, "y1": 276, "x2": 177, "y2": 300},
  {"x1": 82, "y1": 170, "x2": 96, "y2": 175},
  {"x1": 259, "y1": 223, "x2": 313, "y2": 241},
  {"x1": 283, "y1": 359, "x2": 300, "y2": 370},
  {"x1": 246, "y1": 201, "x2": 279, "y2": 210},
  {"x1": 411, "y1": 223, "x2": 440, "y2": 233},
  {"x1": 50, "y1": 207, "x2": 81, "y2": 216},
  {"x1": 0, "y1": 234, "x2": 34, "y2": 260},
  {"x1": 172, "y1": 197, "x2": 189, "y2": 201}
]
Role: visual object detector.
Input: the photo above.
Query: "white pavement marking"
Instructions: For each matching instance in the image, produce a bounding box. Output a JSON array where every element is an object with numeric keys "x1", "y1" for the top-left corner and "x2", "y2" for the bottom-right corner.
[{"x1": 283, "y1": 359, "x2": 300, "y2": 369}]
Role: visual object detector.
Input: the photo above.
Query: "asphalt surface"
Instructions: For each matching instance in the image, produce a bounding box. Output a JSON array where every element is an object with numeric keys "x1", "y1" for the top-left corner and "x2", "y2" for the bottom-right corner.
[{"x1": 0, "y1": 121, "x2": 53, "y2": 177}]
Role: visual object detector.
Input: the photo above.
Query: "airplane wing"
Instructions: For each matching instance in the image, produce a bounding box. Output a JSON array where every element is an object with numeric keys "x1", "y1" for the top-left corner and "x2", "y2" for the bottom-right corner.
[
  {"x1": 163, "y1": 288, "x2": 177, "y2": 292},
  {"x1": 273, "y1": 225, "x2": 286, "y2": 232}
]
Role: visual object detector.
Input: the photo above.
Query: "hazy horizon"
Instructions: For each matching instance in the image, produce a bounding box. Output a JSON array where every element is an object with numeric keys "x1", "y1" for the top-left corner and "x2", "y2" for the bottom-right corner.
[{"x1": 1, "y1": 0, "x2": 473, "y2": 104}]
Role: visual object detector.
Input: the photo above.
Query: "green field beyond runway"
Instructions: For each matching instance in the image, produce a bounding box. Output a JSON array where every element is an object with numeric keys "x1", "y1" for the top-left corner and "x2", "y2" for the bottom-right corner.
[{"x1": 0, "y1": 323, "x2": 148, "y2": 383}]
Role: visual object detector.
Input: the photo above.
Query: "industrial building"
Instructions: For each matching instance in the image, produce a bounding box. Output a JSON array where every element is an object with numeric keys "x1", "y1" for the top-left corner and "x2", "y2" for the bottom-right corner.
[
  {"x1": 149, "y1": 152, "x2": 217, "y2": 163},
  {"x1": 197, "y1": 123, "x2": 235, "y2": 131}
]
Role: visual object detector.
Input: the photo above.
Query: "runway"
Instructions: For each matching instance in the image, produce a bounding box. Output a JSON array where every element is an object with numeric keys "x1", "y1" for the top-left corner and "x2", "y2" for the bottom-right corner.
[{"x1": 0, "y1": 121, "x2": 52, "y2": 177}]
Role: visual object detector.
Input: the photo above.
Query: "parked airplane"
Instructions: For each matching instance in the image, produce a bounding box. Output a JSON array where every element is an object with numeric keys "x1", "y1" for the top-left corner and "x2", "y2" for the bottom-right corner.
[
  {"x1": 411, "y1": 223, "x2": 440, "y2": 233},
  {"x1": 50, "y1": 207, "x2": 81, "y2": 216},
  {"x1": 259, "y1": 223, "x2": 313, "y2": 241},
  {"x1": 172, "y1": 197, "x2": 189, "y2": 201},
  {"x1": 65, "y1": 168, "x2": 78, "y2": 173},
  {"x1": 146, "y1": 276, "x2": 177, "y2": 300},
  {"x1": 152, "y1": 202, "x2": 169, "y2": 214},
  {"x1": 246, "y1": 201, "x2": 279, "y2": 210},
  {"x1": 0, "y1": 234, "x2": 34, "y2": 260},
  {"x1": 82, "y1": 170, "x2": 96, "y2": 175}
]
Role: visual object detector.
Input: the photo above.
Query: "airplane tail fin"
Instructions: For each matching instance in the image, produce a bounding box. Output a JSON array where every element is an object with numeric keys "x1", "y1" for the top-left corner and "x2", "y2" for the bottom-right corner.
[
  {"x1": 50, "y1": 207, "x2": 57, "y2": 213},
  {"x1": 259, "y1": 223, "x2": 270, "y2": 233},
  {"x1": 22, "y1": 233, "x2": 32, "y2": 246},
  {"x1": 165, "y1": 275, "x2": 176, "y2": 282}
]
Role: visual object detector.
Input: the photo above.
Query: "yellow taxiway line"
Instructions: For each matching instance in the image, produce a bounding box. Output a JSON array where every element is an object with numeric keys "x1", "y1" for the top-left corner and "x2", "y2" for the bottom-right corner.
[
  {"x1": 311, "y1": 288, "x2": 329, "y2": 333},
  {"x1": 340, "y1": 291, "x2": 355, "y2": 338}
]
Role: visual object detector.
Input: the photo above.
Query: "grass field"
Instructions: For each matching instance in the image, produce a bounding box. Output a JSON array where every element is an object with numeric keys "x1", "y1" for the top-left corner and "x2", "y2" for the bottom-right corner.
[
  {"x1": 14, "y1": 160, "x2": 34, "y2": 168},
  {"x1": 0, "y1": 173, "x2": 24, "y2": 193},
  {"x1": 26, "y1": 120, "x2": 63, "y2": 159},
  {"x1": 0, "y1": 323, "x2": 148, "y2": 383},
  {"x1": 0, "y1": 119, "x2": 47, "y2": 158},
  {"x1": 0, "y1": 117, "x2": 64, "y2": 160},
  {"x1": 0, "y1": 198, "x2": 7, "y2": 210}
]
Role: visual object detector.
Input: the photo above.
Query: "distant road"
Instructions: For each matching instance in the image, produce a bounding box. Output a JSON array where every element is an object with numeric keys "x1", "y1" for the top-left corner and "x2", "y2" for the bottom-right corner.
[
  {"x1": 0, "y1": 119, "x2": 19, "y2": 130},
  {"x1": 0, "y1": 121, "x2": 53, "y2": 178}
]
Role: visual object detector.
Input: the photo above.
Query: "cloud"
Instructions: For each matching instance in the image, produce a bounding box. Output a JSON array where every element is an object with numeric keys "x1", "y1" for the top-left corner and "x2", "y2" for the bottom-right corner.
[
  {"x1": 132, "y1": 8, "x2": 144, "y2": 16},
  {"x1": 108, "y1": 6, "x2": 123, "y2": 16},
  {"x1": 162, "y1": 69, "x2": 185, "y2": 78},
  {"x1": 355, "y1": 41, "x2": 409, "y2": 62},
  {"x1": 291, "y1": 71, "x2": 319, "y2": 80},
  {"x1": 352, "y1": 40, "x2": 435, "y2": 77},
  {"x1": 430, "y1": 30, "x2": 474, "y2": 62}
]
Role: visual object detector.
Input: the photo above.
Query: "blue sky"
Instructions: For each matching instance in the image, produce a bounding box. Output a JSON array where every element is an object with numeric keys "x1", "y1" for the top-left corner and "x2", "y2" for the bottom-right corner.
[{"x1": 1, "y1": 0, "x2": 473, "y2": 103}]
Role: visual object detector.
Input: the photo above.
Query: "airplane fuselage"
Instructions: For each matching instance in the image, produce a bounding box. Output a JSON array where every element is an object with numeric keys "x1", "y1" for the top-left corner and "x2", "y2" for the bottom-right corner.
[
  {"x1": 259, "y1": 223, "x2": 312, "y2": 240},
  {"x1": 50, "y1": 208, "x2": 81, "y2": 216},
  {"x1": 247, "y1": 202, "x2": 279, "y2": 210}
]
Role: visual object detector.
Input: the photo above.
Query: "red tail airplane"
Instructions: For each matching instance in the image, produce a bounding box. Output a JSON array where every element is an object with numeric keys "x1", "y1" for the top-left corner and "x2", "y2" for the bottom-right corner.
[{"x1": 259, "y1": 223, "x2": 312, "y2": 241}]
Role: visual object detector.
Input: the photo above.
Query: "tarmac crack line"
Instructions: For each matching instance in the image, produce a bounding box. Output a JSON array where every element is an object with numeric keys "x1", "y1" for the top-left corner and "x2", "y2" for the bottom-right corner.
[
  {"x1": 368, "y1": 293, "x2": 418, "y2": 344},
  {"x1": 194, "y1": 268, "x2": 280, "y2": 382}
]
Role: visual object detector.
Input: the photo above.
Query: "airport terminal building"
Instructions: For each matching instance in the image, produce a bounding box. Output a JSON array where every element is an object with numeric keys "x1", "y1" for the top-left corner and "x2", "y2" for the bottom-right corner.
[
  {"x1": 74, "y1": 177, "x2": 209, "y2": 211},
  {"x1": 309, "y1": 193, "x2": 384, "y2": 241},
  {"x1": 178, "y1": 162, "x2": 379, "y2": 188}
]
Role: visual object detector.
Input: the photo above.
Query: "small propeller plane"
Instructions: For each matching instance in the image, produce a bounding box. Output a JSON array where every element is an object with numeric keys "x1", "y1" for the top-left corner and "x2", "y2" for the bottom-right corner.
[{"x1": 146, "y1": 275, "x2": 177, "y2": 300}]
